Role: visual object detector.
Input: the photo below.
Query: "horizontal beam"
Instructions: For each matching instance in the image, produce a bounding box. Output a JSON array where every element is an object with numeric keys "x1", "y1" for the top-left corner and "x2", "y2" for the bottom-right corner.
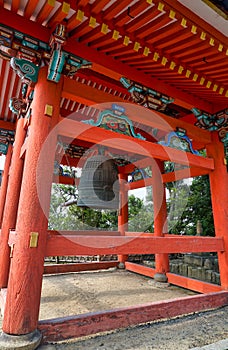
[
  {"x1": 45, "y1": 235, "x2": 224, "y2": 256},
  {"x1": 38, "y1": 291, "x2": 228, "y2": 343},
  {"x1": 125, "y1": 262, "x2": 222, "y2": 294},
  {"x1": 43, "y1": 261, "x2": 118, "y2": 275},
  {"x1": 162, "y1": 167, "x2": 211, "y2": 183},
  {"x1": 48, "y1": 230, "x2": 121, "y2": 236},
  {"x1": 58, "y1": 120, "x2": 214, "y2": 170},
  {"x1": 125, "y1": 262, "x2": 156, "y2": 278},
  {"x1": 0, "y1": 120, "x2": 16, "y2": 131},
  {"x1": 62, "y1": 77, "x2": 124, "y2": 105},
  {"x1": 60, "y1": 92, "x2": 211, "y2": 147},
  {"x1": 166, "y1": 272, "x2": 222, "y2": 294}
]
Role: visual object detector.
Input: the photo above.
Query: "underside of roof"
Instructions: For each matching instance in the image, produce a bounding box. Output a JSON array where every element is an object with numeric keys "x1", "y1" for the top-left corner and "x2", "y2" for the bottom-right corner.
[{"x1": 0, "y1": 0, "x2": 227, "y2": 128}]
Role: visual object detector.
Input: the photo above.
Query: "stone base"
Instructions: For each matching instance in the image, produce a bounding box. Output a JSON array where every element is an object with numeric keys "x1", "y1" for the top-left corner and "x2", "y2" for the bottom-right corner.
[
  {"x1": 0, "y1": 329, "x2": 42, "y2": 350},
  {"x1": 118, "y1": 262, "x2": 125, "y2": 269},
  {"x1": 154, "y1": 273, "x2": 168, "y2": 283}
]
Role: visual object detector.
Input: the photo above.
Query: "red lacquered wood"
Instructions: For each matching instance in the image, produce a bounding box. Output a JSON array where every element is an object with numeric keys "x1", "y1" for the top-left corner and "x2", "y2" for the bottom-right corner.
[
  {"x1": 166, "y1": 272, "x2": 222, "y2": 293},
  {"x1": 3, "y1": 67, "x2": 63, "y2": 335},
  {"x1": 0, "y1": 118, "x2": 26, "y2": 288},
  {"x1": 0, "y1": 144, "x2": 12, "y2": 226},
  {"x1": 38, "y1": 291, "x2": 228, "y2": 343},
  {"x1": 153, "y1": 161, "x2": 169, "y2": 275},
  {"x1": 206, "y1": 133, "x2": 228, "y2": 290},
  {"x1": 118, "y1": 173, "x2": 128, "y2": 264},
  {"x1": 125, "y1": 262, "x2": 156, "y2": 278},
  {"x1": 43, "y1": 261, "x2": 118, "y2": 275},
  {"x1": 45, "y1": 235, "x2": 224, "y2": 256}
]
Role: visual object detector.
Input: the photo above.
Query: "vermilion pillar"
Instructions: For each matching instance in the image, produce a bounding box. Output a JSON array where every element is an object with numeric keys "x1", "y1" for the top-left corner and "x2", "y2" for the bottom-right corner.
[
  {"x1": 0, "y1": 144, "x2": 13, "y2": 226},
  {"x1": 118, "y1": 173, "x2": 128, "y2": 266},
  {"x1": 153, "y1": 160, "x2": 169, "y2": 282},
  {"x1": 206, "y1": 132, "x2": 228, "y2": 289},
  {"x1": 2, "y1": 67, "x2": 63, "y2": 341},
  {"x1": 0, "y1": 118, "x2": 26, "y2": 289}
]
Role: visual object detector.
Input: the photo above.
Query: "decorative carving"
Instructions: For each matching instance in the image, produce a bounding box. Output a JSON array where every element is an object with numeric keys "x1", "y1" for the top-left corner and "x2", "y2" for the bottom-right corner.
[
  {"x1": 193, "y1": 107, "x2": 228, "y2": 131},
  {"x1": 10, "y1": 57, "x2": 39, "y2": 85},
  {"x1": 120, "y1": 77, "x2": 174, "y2": 112},
  {"x1": 81, "y1": 103, "x2": 146, "y2": 140},
  {"x1": 129, "y1": 168, "x2": 150, "y2": 182},
  {"x1": 159, "y1": 127, "x2": 199, "y2": 155},
  {"x1": 9, "y1": 97, "x2": 27, "y2": 117},
  {"x1": 0, "y1": 128, "x2": 15, "y2": 155},
  {"x1": 9, "y1": 83, "x2": 34, "y2": 119},
  {"x1": 0, "y1": 24, "x2": 91, "y2": 83},
  {"x1": 48, "y1": 24, "x2": 92, "y2": 82},
  {"x1": 218, "y1": 127, "x2": 228, "y2": 171}
]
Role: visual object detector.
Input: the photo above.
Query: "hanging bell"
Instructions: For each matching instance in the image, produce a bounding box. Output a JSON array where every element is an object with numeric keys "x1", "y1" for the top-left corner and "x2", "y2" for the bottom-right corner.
[{"x1": 77, "y1": 154, "x2": 119, "y2": 209}]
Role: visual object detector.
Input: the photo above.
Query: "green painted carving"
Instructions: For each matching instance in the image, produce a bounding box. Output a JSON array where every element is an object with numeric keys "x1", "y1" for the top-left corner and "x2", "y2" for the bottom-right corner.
[
  {"x1": 193, "y1": 107, "x2": 228, "y2": 131},
  {"x1": 82, "y1": 103, "x2": 146, "y2": 140},
  {"x1": 120, "y1": 77, "x2": 174, "y2": 112},
  {"x1": 10, "y1": 57, "x2": 39, "y2": 85}
]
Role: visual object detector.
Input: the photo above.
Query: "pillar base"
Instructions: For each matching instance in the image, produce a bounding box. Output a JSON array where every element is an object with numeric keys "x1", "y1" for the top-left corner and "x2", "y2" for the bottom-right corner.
[
  {"x1": 0, "y1": 329, "x2": 42, "y2": 350},
  {"x1": 118, "y1": 262, "x2": 125, "y2": 269},
  {"x1": 154, "y1": 273, "x2": 168, "y2": 283}
]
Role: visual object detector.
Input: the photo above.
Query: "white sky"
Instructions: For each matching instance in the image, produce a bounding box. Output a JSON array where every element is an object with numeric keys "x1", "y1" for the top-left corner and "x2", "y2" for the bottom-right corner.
[{"x1": 0, "y1": 155, "x2": 5, "y2": 170}]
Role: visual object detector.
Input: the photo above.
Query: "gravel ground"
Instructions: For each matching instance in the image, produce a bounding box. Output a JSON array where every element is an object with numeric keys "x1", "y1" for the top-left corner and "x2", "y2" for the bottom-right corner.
[
  {"x1": 38, "y1": 306, "x2": 228, "y2": 350},
  {"x1": 0, "y1": 269, "x2": 227, "y2": 349}
]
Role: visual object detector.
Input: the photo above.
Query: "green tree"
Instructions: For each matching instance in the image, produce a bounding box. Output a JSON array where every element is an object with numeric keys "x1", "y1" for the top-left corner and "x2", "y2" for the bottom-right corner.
[
  {"x1": 167, "y1": 175, "x2": 214, "y2": 236},
  {"x1": 48, "y1": 184, "x2": 153, "y2": 232}
]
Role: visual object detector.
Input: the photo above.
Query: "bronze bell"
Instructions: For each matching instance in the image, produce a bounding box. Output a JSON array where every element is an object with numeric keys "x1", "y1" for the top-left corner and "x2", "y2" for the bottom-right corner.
[{"x1": 77, "y1": 154, "x2": 119, "y2": 209}]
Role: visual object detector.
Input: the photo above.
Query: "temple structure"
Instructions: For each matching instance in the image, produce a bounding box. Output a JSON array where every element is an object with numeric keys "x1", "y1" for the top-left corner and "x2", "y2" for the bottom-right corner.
[{"x1": 0, "y1": 0, "x2": 227, "y2": 348}]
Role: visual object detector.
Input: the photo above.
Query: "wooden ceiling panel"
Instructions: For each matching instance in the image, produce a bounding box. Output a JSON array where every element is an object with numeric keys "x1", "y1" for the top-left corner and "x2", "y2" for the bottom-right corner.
[{"x1": 0, "y1": 0, "x2": 227, "y2": 124}]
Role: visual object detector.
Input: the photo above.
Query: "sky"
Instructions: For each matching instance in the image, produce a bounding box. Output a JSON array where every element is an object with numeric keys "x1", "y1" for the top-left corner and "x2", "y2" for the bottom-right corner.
[{"x1": 0, "y1": 155, "x2": 5, "y2": 170}]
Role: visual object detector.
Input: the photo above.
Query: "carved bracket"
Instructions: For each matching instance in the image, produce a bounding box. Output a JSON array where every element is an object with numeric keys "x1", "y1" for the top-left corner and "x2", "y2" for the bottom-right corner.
[
  {"x1": 193, "y1": 107, "x2": 228, "y2": 131},
  {"x1": 120, "y1": 77, "x2": 174, "y2": 112}
]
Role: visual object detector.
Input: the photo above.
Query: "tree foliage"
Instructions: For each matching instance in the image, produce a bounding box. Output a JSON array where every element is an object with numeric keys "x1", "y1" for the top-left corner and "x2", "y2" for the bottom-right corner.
[
  {"x1": 167, "y1": 175, "x2": 214, "y2": 236},
  {"x1": 48, "y1": 185, "x2": 153, "y2": 232}
]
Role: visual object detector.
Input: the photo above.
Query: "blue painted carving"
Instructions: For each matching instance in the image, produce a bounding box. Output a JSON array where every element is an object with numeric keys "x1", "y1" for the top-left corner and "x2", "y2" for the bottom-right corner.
[
  {"x1": 159, "y1": 128, "x2": 199, "y2": 155},
  {"x1": 218, "y1": 127, "x2": 228, "y2": 171},
  {"x1": 0, "y1": 128, "x2": 15, "y2": 155},
  {"x1": 10, "y1": 57, "x2": 39, "y2": 85},
  {"x1": 120, "y1": 77, "x2": 174, "y2": 112},
  {"x1": 129, "y1": 168, "x2": 150, "y2": 182},
  {"x1": 81, "y1": 104, "x2": 146, "y2": 140}
]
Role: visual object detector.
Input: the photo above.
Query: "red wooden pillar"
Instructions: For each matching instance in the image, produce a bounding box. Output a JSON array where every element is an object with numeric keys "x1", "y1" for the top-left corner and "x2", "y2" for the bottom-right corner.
[
  {"x1": 153, "y1": 160, "x2": 169, "y2": 282},
  {"x1": 206, "y1": 132, "x2": 228, "y2": 290},
  {"x1": 0, "y1": 144, "x2": 13, "y2": 226},
  {"x1": 0, "y1": 118, "x2": 26, "y2": 289},
  {"x1": 118, "y1": 173, "x2": 128, "y2": 266},
  {"x1": 2, "y1": 67, "x2": 63, "y2": 342}
]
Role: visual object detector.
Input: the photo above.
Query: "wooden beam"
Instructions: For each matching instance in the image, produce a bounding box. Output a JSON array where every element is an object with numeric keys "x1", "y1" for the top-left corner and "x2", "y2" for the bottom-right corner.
[
  {"x1": 43, "y1": 261, "x2": 118, "y2": 275},
  {"x1": 38, "y1": 291, "x2": 228, "y2": 343},
  {"x1": 62, "y1": 77, "x2": 124, "y2": 105},
  {"x1": 45, "y1": 235, "x2": 224, "y2": 256},
  {"x1": 125, "y1": 262, "x2": 222, "y2": 294},
  {"x1": 0, "y1": 120, "x2": 16, "y2": 131},
  {"x1": 125, "y1": 262, "x2": 156, "y2": 278},
  {"x1": 48, "y1": 230, "x2": 121, "y2": 236},
  {"x1": 58, "y1": 120, "x2": 214, "y2": 170},
  {"x1": 60, "y1": 88, "x2": 212, "y2": 147},
  {"x1": 166, "y1": 272, "x2": 222, "y2": 293},
  {"x1": 162, "y1": 167, "x2": 212, "y2": 183},
  {"x1": 127, "y1": 178, "x2": 153, "y2": 191}
]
